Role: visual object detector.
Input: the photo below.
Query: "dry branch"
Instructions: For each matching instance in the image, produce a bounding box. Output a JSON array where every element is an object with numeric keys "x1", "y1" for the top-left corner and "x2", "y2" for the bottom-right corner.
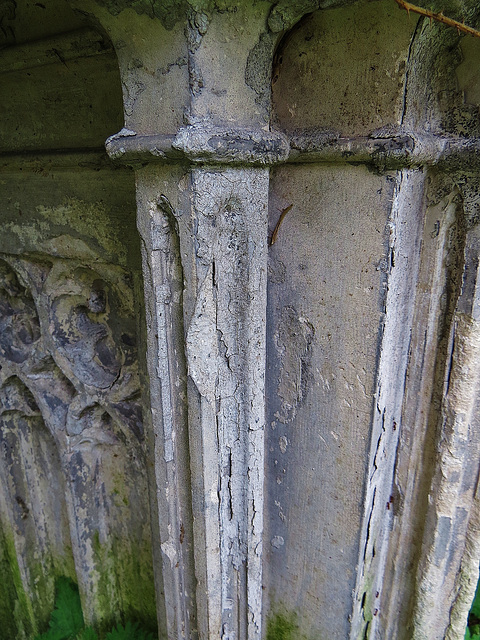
[{"x1": 394, "y1": 0, "x2": 480, "y2": 38}]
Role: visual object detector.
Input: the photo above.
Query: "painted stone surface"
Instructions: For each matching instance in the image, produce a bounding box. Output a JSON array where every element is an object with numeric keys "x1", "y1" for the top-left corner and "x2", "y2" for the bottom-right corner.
[
  {"x1": 265, "y1": 164, "x2": 393, "y2": 639},
  {"x1": 3, "y1": 0, "x2": 480, "y2": 638}
]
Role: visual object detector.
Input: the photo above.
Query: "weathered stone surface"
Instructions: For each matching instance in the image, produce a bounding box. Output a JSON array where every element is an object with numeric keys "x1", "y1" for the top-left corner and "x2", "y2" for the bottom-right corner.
[
  {"x1": 271, "y1": 0, "x2": 415, "y2": 136},
  {"x1": 0, "y1": 254, "x2": 156, "y2": 631},
  {"x1": 0, "y1": 374, "x2": 73, "y2": 636},
  {"x1": 265, "y1": 164, "x2": 394, "y2": 639},
  {"x1": 0, "y1": 5, "x2": 157, "y2": 630},
  {"x1": 184, "y1": 167, "x2": 268, "y2": 640},
  {"x1": 351, "y1": 169, "x2": 427, "y2": 638},
  {"x1": 135, "y1": 165, "x2": 197, "y2": 640},
  {"x1": 3, "y1": 0, "x2": 480, "y2": 639},
  {"x1": 0, "y1": 12, "x2": 123, "y2": 153}
]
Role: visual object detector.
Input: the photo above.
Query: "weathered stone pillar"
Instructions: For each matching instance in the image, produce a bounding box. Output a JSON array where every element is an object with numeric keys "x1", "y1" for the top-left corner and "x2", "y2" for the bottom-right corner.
[
  {"x1": 184, "y1": 166, "x2": 269, "y2": 640},
  {"x1": 6, "y1": 0, "x2": 480, "y2": 637},
  {"x1": 87, "y1": 3, "x2": 283, "y2": 638}
]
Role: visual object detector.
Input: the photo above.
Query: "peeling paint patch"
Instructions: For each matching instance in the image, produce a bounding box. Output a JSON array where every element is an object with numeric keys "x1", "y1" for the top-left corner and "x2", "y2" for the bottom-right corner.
[
  {"x1": 185, "y1": 266, "x2": 217, "y2": 407},
  {"x1": 274, "y1": 306, "x2": 314, "y2": 423}
]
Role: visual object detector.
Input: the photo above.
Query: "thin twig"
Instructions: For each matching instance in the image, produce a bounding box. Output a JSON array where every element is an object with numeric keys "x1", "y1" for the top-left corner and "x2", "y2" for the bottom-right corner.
[
  {"x1": 269, "y1": 204, "x2": 293, "y2": 246},
  {"x1": 394, "y1": 0, "x2": 480, "y2": 38}
]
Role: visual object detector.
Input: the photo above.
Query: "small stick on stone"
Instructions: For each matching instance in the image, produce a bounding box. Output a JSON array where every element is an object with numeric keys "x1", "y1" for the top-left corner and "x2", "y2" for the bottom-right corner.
[
  {"x1": 394, "y1": 0, "x2": 480, "y2": 38},
  {"x1": 270, "y1": 204, "x2": 293, "y2": 246}
]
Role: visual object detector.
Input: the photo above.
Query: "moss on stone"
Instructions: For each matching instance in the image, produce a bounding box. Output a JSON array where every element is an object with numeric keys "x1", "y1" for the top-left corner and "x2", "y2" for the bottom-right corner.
[
  {"x1": 0, "y1": 526, "x2": 37, "y2": 638},
  {"x1": 90, "y1": 530, "x2": 157, "y2": 635},
  {"x1": 266, "y1": 610, "x2": 299, "y2": 640}
]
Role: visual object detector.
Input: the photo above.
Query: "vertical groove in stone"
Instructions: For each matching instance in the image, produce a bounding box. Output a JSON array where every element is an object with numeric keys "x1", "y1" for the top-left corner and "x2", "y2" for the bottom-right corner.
[
  {"x1": 136, "y1": 173, "x2": 197, "y2": 640},
  {"x1": 357, "y1": 10, "x2": 479, "y2": 638},
  {"x1": 413, "y1": 227, "x2": 480, "y2": 639},
  {"x1": 446, "y1": 477, "x2": 480, "y2": 639},
  {"x1": 413, "y1": 313, "x2": 480, "y2": 638},
  {"x1": 350, "y1": 169, "x2": 426, "y2": 639}
]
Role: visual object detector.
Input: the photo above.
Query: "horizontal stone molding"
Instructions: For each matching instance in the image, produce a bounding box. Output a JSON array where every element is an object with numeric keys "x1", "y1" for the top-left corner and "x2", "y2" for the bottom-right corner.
[
  {"x1": 4, "y1": 132, "x2": 475, "y2": 173},
  {"x1": 105, "y1": 127, "x2": 480, "y2": 170},
  {"x1": 0, "y1": 27, "x2": 112, "y2": 75},
  {"x1": 288, "y1": 132, "x2": 480, "y2": 169},
  {"x1": 0, "y1": 149, "x2": 127, "y2": 173},
  {"x1": 105, "y1": 126, "x2": 290, "y2": 166},
  {"x1": 105, "y1": 131, "x2": 179, "y2": 163}
]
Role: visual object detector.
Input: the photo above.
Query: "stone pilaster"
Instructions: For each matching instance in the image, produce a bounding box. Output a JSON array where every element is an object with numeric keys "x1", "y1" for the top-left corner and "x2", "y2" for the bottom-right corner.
[{"x1": 94, "y1": 3, "x2": 278, "y2": 637}]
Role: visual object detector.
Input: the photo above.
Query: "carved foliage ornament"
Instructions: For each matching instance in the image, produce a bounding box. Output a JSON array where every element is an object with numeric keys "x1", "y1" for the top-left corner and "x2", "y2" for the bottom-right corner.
[{"x1": 0, "y1": 254, "x2": 143, "y2": 446}]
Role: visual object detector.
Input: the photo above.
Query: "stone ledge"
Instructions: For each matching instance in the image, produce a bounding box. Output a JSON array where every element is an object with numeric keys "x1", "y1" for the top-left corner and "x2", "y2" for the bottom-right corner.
[
  {"x1": 3, "y1": 131, "x2": 477, "y2": 172},
  {"x1": 0, "y1": 148, "x2": 124, "y2": 172},
  {"x1": 105, "y1": 126, "x2": 290, "y2": 166},
  {"x1": 105, "y1": 127, "x2": 480, "y2": 170},
  {"x1": 288, "y1": 132, "x2": 480, "y2": 170},
  {"x1": 0, "y1": 27, "x2": 112, "y2": 75}
]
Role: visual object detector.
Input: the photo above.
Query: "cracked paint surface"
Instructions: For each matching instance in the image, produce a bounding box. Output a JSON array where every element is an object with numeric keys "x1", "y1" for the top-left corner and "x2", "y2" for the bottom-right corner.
[{"x1": 185, "y1": 167, "x2": 268, "y2": 640}]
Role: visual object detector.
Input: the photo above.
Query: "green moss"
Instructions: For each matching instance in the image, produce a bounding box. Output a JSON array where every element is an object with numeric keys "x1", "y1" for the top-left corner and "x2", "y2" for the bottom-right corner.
[
  {"x1": 89, "y1": 530, "x2": 118, "y2": 632},
  {"x1": 0, "y1": 512, "x2": 79, "y2": 637},
  {"x1": 362, "y1": 579, "x2": 374, "y2": 627},
  {"x1": 89, "y1": 531, "x2": 157, "y2": 635},
  {"x1": 466, "y1": 568, "x2": 480, "y2": 640},
  {"x1": 266, "y1": 611, "x2": 299, "y2": 640},
  {"x1": 33, "y1": 579, "x2": 155, "y2": 640},
  {"x1": 0, "y1": 524, "x2": 158, "y2": 639},
  {"x1": 0, "y1": 525, "x2": 37, "y2": 638}
]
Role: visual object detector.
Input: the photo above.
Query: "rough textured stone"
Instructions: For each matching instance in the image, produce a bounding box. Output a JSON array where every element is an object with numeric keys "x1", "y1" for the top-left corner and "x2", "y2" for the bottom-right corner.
[
  {"x1": 0, "y1": 252, "x2": 156, "y2": 631},
  {"x1": 3, "y1": 0, "x2": 480, "y2": 639},
  {"x1": 266, "y1": 164, "x2": 393, "y2": 639}
]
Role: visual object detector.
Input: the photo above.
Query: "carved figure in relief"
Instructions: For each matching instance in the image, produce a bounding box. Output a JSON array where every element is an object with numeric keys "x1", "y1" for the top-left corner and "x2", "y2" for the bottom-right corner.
[
  {"x1": 50, "y1": 269, "x2": 122, "y2": 389},
  {"x1": 44, "y1": 263, "x2": 142, "y2": 441},
  {"x1": 0, "y1": 255, "x2": 143, "y2": 442},
  {"x1": 0, "y1": 259, "x2": 40, "y2": 364}
]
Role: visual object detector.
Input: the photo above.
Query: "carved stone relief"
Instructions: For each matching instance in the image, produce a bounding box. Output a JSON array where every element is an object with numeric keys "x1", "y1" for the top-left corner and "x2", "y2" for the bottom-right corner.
[
  {"x1": 0, "y1": 253, "x2": 155, "y2": 630},
  {"x1": 0, "y1": 373, "x2": 72, "y2": 633},
  {"x1": 0, "y1": 256, "x2": 143, "y2": 442}
]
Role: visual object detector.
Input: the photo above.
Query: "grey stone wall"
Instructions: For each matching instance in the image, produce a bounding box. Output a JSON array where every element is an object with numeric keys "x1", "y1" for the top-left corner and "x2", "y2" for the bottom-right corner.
[{"x1": 1, "y1": 0, "x2": 480, "y2": 639}]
